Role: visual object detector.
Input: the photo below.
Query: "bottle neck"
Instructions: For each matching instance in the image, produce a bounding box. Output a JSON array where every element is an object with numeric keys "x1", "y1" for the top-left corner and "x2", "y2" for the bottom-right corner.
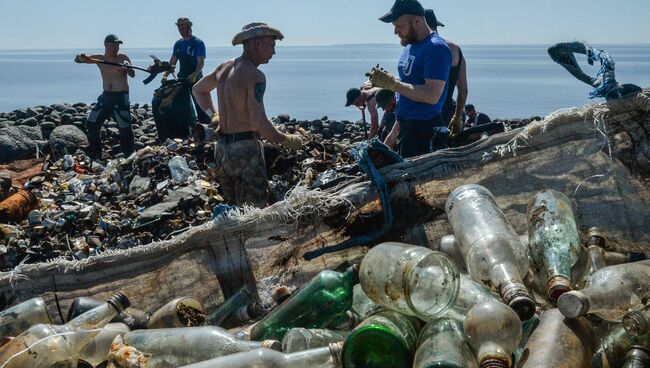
[{"x1": 65, "y1": 302, "x2": 119, "y2": 331}]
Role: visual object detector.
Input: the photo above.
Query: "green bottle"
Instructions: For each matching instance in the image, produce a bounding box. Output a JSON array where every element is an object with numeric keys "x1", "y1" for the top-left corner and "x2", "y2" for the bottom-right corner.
[
  {"x1": 342, "y1": 310, "x2": 421, "y2": 368},
  {"x1": 207, "y1": 285, "x2": 263, "y2": 328},
  {"x1": 527, "y1": 189, "x2": 581, "y2": 301},
  {"x1": 250, "y1": 266, "x2": 359, "y2": 341}
]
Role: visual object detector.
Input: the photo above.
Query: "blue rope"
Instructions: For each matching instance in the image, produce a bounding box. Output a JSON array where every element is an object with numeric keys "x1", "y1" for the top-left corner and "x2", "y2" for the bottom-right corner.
[{"x1": 303, "y1": 138, "x2": 403, "y2": 261}]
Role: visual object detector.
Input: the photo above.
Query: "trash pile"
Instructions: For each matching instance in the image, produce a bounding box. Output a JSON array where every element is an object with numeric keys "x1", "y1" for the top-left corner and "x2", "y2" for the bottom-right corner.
[{"x1": 1, "y1": 184, "x2": 648, "y2": 367}]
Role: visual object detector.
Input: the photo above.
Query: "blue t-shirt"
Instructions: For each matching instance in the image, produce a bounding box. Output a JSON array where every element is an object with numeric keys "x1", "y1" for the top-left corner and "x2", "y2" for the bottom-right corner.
[
  {"x1": 173, "y1": 36, "x2": 206, "y2": 78},
  {"x1": 396, "y1": 33, "x2": 451, "y2": 122}
]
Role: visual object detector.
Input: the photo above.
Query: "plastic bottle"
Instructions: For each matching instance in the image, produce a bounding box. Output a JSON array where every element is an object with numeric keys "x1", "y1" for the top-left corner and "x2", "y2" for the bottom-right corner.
[
  {"x1": 250, "y1": 266, "x2": 358, "y2": 341},
  {"x1": 446, "y1": 184, "x2": 535, "y2": 321},
  {"x1": 0, "y1": 292, "x2": 129, "y2": 368},
  {"x1": 517, "y1": 309, "x2": 594, "y2": 368},
  {"x1": 342, "y1": 310, "x2": 421, "y2": 368},
  {"x1": 206, "y1": 285, "x2": 263, "y2": 328},
  {"x1": 77, "y1": 322, "x2": 130, "y2": 367},
  {"x1": 464, "y1": 301, "x2": 522, "y2": 368},
  {"x1": 359, "y1": 242, "x2": 459, "y2": 321},
  {"x1": 527, "y1": 190, "x2": 581, "y2": 301},
  {"x1": 121, "y1": 326, "x2": 281, "y2": 367},
  {"x1": 623, "y1": 304, "x2": 650, "y2": 337},
  {"x1": 413, "y1": 318, "x2": 479, "y2": 368},
  {"x1": 148, "y1": 297, "x2": 206, "y2": 328},
  {"x1": 178, "y1": 343, "x2": 343, "y2": 368},
  {"x1": 558, "y1": 260, "x2": 650, "y2": 321},
  {"x1": 282, "y1": 328, "x2": 349, "y2": 353},
  {"x1": 168, "y1": 156, "x2": 191, "y2": 183},
  {"x1": 0, "y1": 297, "x2": 53, "y2": 338}
]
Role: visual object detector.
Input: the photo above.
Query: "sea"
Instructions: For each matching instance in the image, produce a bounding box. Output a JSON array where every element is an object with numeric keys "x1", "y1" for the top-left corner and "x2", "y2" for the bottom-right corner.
[{"x1": 0, "y1": 44, "x2": 649, "y2": 121}]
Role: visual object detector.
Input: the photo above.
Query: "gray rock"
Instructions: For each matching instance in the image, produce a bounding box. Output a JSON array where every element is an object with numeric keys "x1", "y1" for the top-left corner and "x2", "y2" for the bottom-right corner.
[
  {"x1": 20, "y1": 117, "x2": 38, "y2": 127},
  {"x1": 48, "y1": 125, "x2": 88, "y2": 153},
  {"x1": 52, "y1": 104, "x2": 68, "y2": 111},
  {"x1": 62, "y1": 108, "x2": 78, "y2": 115},
  {"x1": 39, "y1": 122, "x2": 56, "y2": 131},
  {"x1": 310, "y1": 119, "x2": 323, "y2": 132},
  {"x1": 275, "y1": 114, "x2": 291, "y2": 124},
  {"x1": 0, "y1": 126, "x2": 44, "y2": 163},
  {"x1": 61, "y1": 114, "x2": 73, "y2": 125},
  {"x1": 330, "y1": 120, "x2": 347, "y2": 133},
  {"x1": 25, "y1": 108, "x2": 39, "y2": 118},
  {"x1": 0, "y1": 122, "x2": 9, "y2": 129}
]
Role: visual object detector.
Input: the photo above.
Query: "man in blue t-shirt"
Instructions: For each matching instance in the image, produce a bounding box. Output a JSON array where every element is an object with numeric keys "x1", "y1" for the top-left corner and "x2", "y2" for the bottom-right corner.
[
  {"x1": 369, "y1": 0, "x2": 452, "y2": 158},
  {"x1": 170, "y1": 17, "x2": 210, "y2": 124}
]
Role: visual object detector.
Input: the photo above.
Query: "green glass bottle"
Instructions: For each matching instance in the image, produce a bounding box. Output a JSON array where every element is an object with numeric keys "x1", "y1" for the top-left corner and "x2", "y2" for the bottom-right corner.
[
  {"x1": 593, "y1": 323, "x2": 650, "y2": 368},
  {"x1": 206, "y1": 285, "x2": 263, "y2": 328},
  {"x1": 414, "y1": 318, "x2": 478, "y2": 368},
  {"x1": 342, "y1": 310, "x2": 421, "y2": 368},
  {"x1": 250, "y1": 266, "x2": 359, "y2": 341},
  {"x1": 527, "y1": 189, "x2": 581, "y2": 301}
]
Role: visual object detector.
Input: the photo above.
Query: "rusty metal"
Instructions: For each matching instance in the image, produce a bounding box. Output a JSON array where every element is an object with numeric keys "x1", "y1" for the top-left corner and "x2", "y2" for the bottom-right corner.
[{"x1": 0, "y1": 189, "x2": 37, "y2": 224}]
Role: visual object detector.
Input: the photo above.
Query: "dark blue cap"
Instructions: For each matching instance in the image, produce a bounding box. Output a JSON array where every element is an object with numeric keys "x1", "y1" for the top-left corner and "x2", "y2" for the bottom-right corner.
[{"x1": 379, "y1": 0, "x2": 425, "y2": 23}]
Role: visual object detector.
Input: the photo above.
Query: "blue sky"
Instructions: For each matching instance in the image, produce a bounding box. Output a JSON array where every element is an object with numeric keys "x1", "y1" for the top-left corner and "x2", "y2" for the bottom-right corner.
[{"x1": 1, "y1": 0, "x2": 649, "y2": 49}]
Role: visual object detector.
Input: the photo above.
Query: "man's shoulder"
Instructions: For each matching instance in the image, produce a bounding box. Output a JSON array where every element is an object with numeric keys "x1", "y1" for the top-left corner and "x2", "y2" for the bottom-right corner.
[{"x1": 192, "y1": 36, "x2": 205, "y2": 45}]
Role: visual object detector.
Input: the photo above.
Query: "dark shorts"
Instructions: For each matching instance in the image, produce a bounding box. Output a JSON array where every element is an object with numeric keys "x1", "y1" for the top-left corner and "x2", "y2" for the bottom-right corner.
[
  {"x1": 397, "y1": 115, "x2": 445, "y2": 158},
  {"x1": 87, "y1": 91, "x2": 132, "y2": 128}
]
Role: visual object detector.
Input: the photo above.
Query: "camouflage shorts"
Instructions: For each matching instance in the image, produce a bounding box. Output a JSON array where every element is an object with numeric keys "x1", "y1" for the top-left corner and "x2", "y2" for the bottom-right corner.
[{"x1": 214, "y1": 139, "x2": 269, "y2": 208}]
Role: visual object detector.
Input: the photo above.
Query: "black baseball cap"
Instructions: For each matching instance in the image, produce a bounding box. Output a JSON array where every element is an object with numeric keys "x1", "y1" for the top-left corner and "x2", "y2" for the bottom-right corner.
[
  {"x1": 379, "y1": 0, "x2": 425, "y2": 23},
  {"x1": 345, "y1": 88, "x2": 361, "y2": 107},
  {"x1": 464, "y1": 104, "x2": 475, "y2": 112},
  {"x1": 104, "y1": 34, "x2": 123, "y2": 44},
  {"x1": 375, "y1": 89, "x2": 396, "y2": 109},
  {"x1": 424, "y1": 9, "x2": 445, "y2": 28}
]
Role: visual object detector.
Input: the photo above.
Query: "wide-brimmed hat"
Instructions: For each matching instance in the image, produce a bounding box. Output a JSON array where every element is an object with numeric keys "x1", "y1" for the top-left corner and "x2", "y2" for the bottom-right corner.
[{"x1": 232, "y1": 22, "x2": 284, "y2": 46}]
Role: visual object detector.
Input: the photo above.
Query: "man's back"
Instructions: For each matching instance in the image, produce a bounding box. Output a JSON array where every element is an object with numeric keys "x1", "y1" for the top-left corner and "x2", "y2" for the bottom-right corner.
[{"x1": 216, "y1": 58, "x2": 260, "y2": 134}]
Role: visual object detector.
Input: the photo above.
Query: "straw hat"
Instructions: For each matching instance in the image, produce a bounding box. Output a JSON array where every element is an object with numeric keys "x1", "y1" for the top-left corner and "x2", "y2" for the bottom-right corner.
[{"x1": 232, "y1": 22, "x2": 284, "y2": 46}]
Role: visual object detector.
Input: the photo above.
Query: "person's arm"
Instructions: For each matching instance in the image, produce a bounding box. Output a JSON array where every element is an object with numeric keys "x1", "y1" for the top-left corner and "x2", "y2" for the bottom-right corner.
[
  {"x1": 395, "y1": 79, "x2": 446, "y2": 105},
  {"x1": 169, "y1": 42, "x2": 178, "y2": 72},
  {"x1": 192, "y1": 68, "x2": 219, "y2": 119},
  {"x1": 194, "y1": 41, "x2": 206, "y2": 74},
  {"x1": 367, "y1": 98, "x2": 379, "y2": 139},
  {"x1": 247, "y1": 71, "x2": 289, "y2": 144},
  {"x1": 122, "y1": 55, "x2": 135, "y2": 78},
  {"x1": 74, "y1": 53, "x2": 102, "y2": 64},
  {"x1": 194, "y1": 57, "x2": 205, "y2": 74},
  {"x1": 455, "y1": 57, "x2": 468, "y2": 118},
  {"x1": 383, "y1": 121, "x2": 400, "y2": 149}
]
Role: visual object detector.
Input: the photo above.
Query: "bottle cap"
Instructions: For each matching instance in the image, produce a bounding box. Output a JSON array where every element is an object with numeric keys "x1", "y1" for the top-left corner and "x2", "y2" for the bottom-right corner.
[
  {"x1": 271, "y1": 286, "x2": 292, "y2": 305},
  {"x1": 261, "y1": 339, "x2": 282, "y2": 351},
  {"x1": 557, "y1": 290, "x2": 589, "y2": 318},
  {"x1": 623, "y1": 310, "x2": 649, "y2": 336},
  {"x1": 547, "y1": 275, "x2": 573, "y2": 302},
  {"x1": 106, "y1": 292, "x2": 131, "y2": 313}
]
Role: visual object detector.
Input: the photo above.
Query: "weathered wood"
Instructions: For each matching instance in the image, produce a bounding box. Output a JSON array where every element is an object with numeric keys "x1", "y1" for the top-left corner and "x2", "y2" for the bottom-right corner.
[{"x1": 1, "y1": 90, "x2": 649, "y2": 317}]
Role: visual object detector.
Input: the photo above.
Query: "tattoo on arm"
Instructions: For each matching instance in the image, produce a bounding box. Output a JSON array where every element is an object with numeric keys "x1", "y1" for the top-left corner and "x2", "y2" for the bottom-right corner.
[{"x1": 254, "y1": 81, "x2": 266, "y2": 103}]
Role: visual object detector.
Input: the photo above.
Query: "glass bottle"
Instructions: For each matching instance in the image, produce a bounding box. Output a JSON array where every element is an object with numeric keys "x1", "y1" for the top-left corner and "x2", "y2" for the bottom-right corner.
[
  {"x1": 77, "y1": 322, "x2": 130, "y2": 367},
  {"x1": 67, "y1": 296, "x2": 150, "y2": 330},
  {"x1": 206, "y1": 285, "x2": 263, "y2": 328},
  {"x1": 351, "y1": 284, "x2": 382, "y2": 320},
  {"x1": 623, "y1": 304, "x2": 650, "y2": 336},
  {"x1": 342, "y1": 310, "x2": 421, "y2": 368},
  {"x1": 0, "y1": 297, "x2": 53, "y2": 338},
  {"x1": 413, "y1": 318, "x2": 479, "y2": 368},
  {"x1": 177, "y1": 343, "x2": 343, "y2": 368},
  {"x1": 446, "y1": 184, "x2": 535, "y2": 321},
  {"x1": 464, "y1": 301, "x2": 522, "y2": 368},
  {"x1": 527, "y1": 190, "x2": 581, "y2": 301},
  {"x1": 623, "y1": 346, "x2": 650, "y2": 368},
  {"x1": 359, "y1": 242, "x2": 459, "y2": 321},
  {"x1": 593, "y1": 323, "x2": 650, "y2": 368},
  {"x1": 250, "y1": 266, "x2": 358, "y2": 341},
  {"x1": 121, "y1": 326, "x2": 281, "y2": 367},
  {"x1": 517, "y1": 309, "x2": 594, "y2": 368},
  {"x1": 0, "y1": 292, "x2": 129, "y2": 368},
  {"x1": 148, "y1": 297, "x2": 206, "y2": 328},
  {"x1": 436, "y1": 234, "x2": 530, "y2": 273},
  {"x1": 282, "y1": 328, "x2": 349, "y2": 353},
  {"x1": 558, "y1": 260, "x2": 650, "y2": 321}
]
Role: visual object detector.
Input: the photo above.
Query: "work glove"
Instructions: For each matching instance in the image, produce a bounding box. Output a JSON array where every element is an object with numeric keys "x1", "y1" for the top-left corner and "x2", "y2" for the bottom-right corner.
[
  {"x1": 74, "y1": 54, "x2": 90, "y2": 63},
  {"x1": 187, "y1": 71, "x2": 201, "y2": 84},
  {"x1": 365, "y1": 65, "x2": 398, "y2": 91},
  {"x1": 281, "y1": 134, "x2": 302, "y2": 150},
  {"x1": 448, "y1": 115, "x2": 463, "y2": 138},
  {"x1": 211, "y1": 113, "x2": 220, "y2": 125}
]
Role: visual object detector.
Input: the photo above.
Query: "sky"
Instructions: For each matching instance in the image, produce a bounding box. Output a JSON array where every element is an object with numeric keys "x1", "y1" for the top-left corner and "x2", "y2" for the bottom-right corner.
[{"x1": 1, "y1": 0, "x2": 649, "y2": 49}]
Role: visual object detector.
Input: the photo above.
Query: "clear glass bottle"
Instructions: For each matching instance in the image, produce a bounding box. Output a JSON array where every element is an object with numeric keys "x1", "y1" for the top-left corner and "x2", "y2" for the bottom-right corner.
[
  {"x1": 623, "y1": 304, "x2": 650, "y2": 336},
  {"x1": 436, "y1": 234, "x2": 530, "y2": 273},
  {"x1": 207, "y1": 285, "x2": 263, "y2": 328},
  {"x1": 517, "y1": 309, "x2": 594, "y2": 368},
  {"x1": 558, "y1": 260, "x2": 650, "y2": 321},
  {"x1": 0, "y1": 292, "x2": 129, "y2": 368},
  {"x1": 351, "y1": 284, "x2": 382, "y2": 321},
  {"x1": 446, "y1": 184, "x2": 535, "y2": 321},
  {"x1": 282, "y1": 328, "x2": 349, "y2": 353},
  {"x1": 0, "y1": 297, "x2": 53, "y2": 338},
  {"x1": 527, "y1": 190, "x2": 581, "y2": 301},
  {"x1": 121, "y1": 326, "x2": 281, "y2": 367},
  {"x1": 623, "y1": 346, "x2": 650, "y2": 368},
  {"x1": 359, "y1": 242, "x2": 459, "y2": 321},
  {"x1": 178, "y1": 343, "x2": 343, "y2": 368},
  {"x1": 250, "y1": 266, "x2": 358, "y2": 341},
  {"x1": 464, "y1": 301, "x2": 522, "y2": 368},
  {"x1": 67, "y1": 296, "x2": 150, "y2": 330},
  {"x1": 593, "y1": 323, "x2": 650, "y2": 368},
  {"x1": 413, "y1": 318, "x2": 478, "y2": 368},
  {"x1": 342, "y1": 310, "x2": 421, "y2": 368},
  {"x1": 77, "y1": 322, "x2": 130, "y2": 367},
  {"x1": 148, "y1": 297, "x2": 206, "y2": 328}
]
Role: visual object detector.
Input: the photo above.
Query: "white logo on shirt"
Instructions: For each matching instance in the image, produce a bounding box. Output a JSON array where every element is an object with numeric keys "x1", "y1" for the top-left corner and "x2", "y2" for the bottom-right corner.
[{"x1": 400, "y1": 55, "x2": 415, "y2": 77}]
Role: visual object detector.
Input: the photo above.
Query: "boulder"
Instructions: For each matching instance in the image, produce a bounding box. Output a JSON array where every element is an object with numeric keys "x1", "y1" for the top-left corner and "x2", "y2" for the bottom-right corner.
[
  {"x1": 0, "y1": 126, "x2": 44, "y2": 163},
  {"x1": 20, "y1": 117, "x2": 38, "y2": 127},
  {"x1": 48, "y1": 125, "x2": 88, "y2": 153}
]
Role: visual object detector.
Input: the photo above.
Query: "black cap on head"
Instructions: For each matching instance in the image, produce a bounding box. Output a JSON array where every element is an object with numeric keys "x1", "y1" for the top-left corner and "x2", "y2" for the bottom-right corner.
[
  {"x1": 464, "y1": 104, "x2": 475, "y2": 112},
  {"x1": 345, "y1": 88, "x2": 361, "y2": 107},
  {"x1": 375, "y1": 89, "x2": 396, "y2": 109},
  {"x1": 104, "y1": 34, "x2": 123, "y2": 44},
  {"x1": 424, "y1": 9, "x2": 445, "y2": 28},
  {"x1": 379, "y1": 0, "x2": 425, "y2": 23}
]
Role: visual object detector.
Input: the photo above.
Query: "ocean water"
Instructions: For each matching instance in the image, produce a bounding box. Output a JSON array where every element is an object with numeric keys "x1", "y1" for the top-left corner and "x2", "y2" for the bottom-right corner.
[{"x1": 0, "y1": 44, "x2": 649, "y2": 121}]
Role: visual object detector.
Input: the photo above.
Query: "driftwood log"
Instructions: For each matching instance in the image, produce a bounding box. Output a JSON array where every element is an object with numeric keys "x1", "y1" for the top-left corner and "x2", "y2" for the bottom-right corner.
[{"x1": 1, "y1": 90, "x2": 649, "y2": 322}]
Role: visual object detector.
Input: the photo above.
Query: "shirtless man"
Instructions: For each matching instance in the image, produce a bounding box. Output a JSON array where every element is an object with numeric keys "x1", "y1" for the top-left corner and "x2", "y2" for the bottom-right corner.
[
  {"x1": 345, "y1": 86, "x2": 381, "y2": 139},
  {"x1": 192, "y1": 23, "x2": 302, "y2": 208},
  {"x1": 75, "y1": 34, "x2": 135, "y2": 160}
]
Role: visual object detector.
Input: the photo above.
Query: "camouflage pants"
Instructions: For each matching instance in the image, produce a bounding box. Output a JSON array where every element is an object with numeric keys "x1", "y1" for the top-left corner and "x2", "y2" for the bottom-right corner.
[{"x1": 214, "y1": 139, "x2": 269, "y2": 208}]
